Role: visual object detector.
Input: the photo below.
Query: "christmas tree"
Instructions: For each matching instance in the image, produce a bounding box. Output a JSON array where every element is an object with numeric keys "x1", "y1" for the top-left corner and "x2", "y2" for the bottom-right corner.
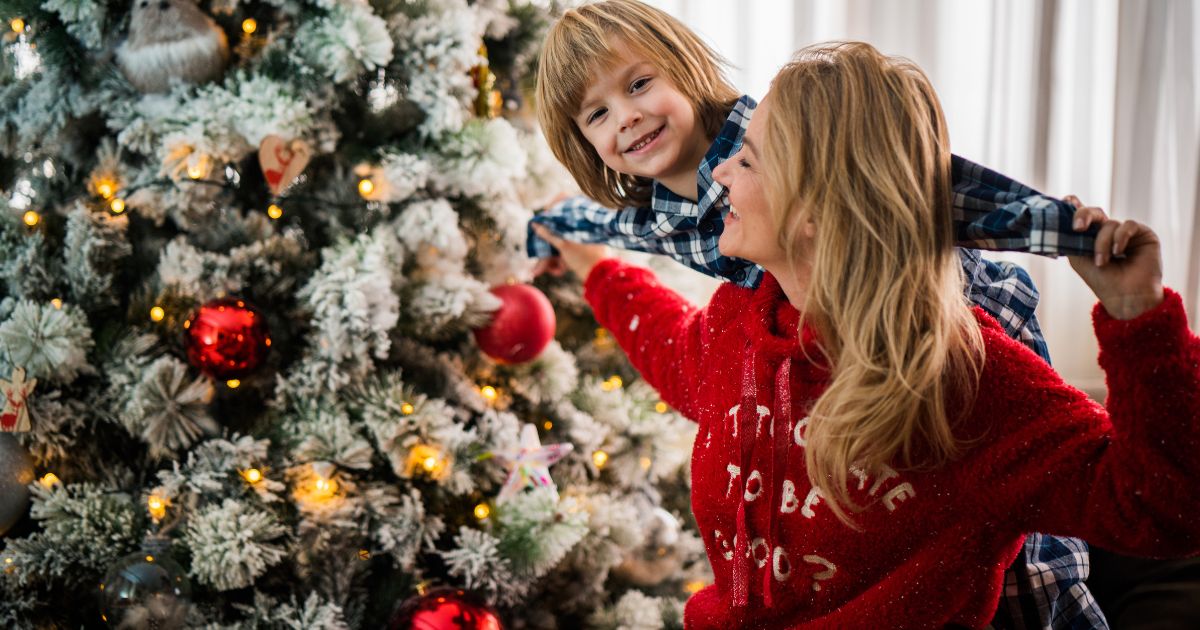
[{"x1": 0, "y1": 1, "x2": 709, "y2": 628}]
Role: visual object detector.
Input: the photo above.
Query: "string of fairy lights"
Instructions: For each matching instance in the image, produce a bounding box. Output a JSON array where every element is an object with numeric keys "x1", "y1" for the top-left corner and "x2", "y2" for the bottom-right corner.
[{"x1": 4, "y1": 9, "x2": 711, "y2": 598}]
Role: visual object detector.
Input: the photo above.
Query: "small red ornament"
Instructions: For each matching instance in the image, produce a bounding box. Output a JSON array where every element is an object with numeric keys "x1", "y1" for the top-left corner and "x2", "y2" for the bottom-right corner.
[
  {"x1": 184, "y1": 298, "x2": 271, "y2": 380},
  {"x1": 388, "y1": 587, "x2": 503, "y2": 630},
  {"x1": 472, "y1": 284, "x2": 555, "y2": 364}
]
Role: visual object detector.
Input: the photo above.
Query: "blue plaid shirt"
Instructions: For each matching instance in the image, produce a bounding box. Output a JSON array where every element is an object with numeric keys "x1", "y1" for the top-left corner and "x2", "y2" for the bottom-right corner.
[{"x1": 529, "y1": 95, "x2": 1108, "y2": 629}]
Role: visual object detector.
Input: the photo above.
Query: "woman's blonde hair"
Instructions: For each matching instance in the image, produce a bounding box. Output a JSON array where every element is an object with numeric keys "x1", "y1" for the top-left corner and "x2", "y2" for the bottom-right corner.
[
  {"x1": 762, "y1": 42, "x2": 985, "y2": 524},
  {"x1": 536, "y1": 0, "x2": 739, "y2": 209}
]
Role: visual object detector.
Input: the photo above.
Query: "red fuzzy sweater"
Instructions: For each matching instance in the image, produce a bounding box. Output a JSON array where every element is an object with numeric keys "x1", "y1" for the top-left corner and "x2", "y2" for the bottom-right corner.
[{"x1": 583, "y1": 258, "x2": 1200, "y2": 629}]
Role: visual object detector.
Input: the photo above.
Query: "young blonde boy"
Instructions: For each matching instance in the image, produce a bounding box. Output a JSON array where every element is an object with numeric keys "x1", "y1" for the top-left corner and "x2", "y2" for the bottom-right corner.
[{"x1": 527, "y1": 1, "x2": 1105, "y2": 627}]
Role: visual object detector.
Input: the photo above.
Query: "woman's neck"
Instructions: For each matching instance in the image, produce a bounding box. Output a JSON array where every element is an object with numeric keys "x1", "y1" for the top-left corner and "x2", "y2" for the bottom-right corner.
[{"x1": 763, "y1": 261, "x2": 810, "y2": 313}]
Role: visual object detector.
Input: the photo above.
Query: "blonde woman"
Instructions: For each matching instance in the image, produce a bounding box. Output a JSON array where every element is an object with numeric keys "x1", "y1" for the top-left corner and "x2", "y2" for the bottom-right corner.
[
  {"x1": 531, "y1": 6, "x2": 1111, "y2": 622},
  {"x1": 533, "y1": 42, "x2": 1200, "y2": 628}
]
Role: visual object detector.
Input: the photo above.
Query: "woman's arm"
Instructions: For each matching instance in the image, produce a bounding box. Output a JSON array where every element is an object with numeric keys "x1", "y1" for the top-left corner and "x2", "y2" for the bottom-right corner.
[{"x1": 533, "y1": 225, "x2": 710, "y2": 420}]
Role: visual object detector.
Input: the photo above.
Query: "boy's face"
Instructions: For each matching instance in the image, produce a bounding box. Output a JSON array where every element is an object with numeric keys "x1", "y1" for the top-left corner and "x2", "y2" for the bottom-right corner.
[{"x1": 574, "y1": 42, "x2": 710, "y2": 197}]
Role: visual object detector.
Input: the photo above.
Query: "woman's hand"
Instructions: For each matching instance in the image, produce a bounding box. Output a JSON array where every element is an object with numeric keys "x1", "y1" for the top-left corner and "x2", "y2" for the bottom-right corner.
[
  {"x1": 1065, "y1": 195, "x2": 1164, "y2": 320},
  {"x1": 531, "y1": 224, "x2": 613, "y2": 281}
]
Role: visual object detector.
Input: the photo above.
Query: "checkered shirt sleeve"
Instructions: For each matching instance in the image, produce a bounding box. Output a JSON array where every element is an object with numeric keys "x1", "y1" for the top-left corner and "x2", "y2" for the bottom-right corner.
[
  {"x1": 526, "y1": 195, "x2": 763, "y2": 286},
  {"x1": 952, "y1": 155, "x2": 1097, "y2": 256}
]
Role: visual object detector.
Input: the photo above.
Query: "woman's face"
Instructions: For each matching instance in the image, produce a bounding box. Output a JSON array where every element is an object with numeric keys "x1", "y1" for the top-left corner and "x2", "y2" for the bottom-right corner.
[{"x1": 713, "y1": 96, "x2": 788, "y2": 267}]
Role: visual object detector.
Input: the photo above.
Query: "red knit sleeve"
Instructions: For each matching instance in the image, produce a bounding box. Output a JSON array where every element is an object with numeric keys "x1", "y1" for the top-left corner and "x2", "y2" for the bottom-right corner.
[
  {"x1": 583, "y1": 258, "x2": 709, "y2": 421},
  {"x1": 974, "y1": 288, "x2": 1200, "y2": 556}
]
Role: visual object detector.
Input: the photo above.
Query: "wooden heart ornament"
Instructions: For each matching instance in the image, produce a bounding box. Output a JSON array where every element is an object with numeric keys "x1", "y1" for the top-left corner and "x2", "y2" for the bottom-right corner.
[{"x1": 258, "y1": 135, "x2": 312, "y2": 196}]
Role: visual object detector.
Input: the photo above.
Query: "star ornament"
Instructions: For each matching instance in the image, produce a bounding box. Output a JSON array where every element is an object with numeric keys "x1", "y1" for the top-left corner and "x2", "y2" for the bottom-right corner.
[
  {"x1": 493, "y1": 424, "x2": 573, "y2": 504},
  {"x1": 0, "y1": 367, "x2": 37, "y2": 432}
]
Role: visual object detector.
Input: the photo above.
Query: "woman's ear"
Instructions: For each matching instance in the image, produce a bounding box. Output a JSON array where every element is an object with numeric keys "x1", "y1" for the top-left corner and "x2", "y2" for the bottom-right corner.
[{"x1": 800, "y1": 215, "x2": 817, "y2": 239}]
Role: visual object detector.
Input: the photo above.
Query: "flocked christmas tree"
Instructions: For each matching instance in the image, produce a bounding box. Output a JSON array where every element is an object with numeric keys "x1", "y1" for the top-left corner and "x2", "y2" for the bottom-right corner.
[{"x1": 0, "y1": 1, "x2": 712, "y2": 628}]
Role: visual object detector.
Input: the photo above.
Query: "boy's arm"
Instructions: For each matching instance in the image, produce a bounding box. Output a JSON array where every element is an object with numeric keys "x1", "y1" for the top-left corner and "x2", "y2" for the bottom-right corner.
[
  {"x1": 951, "y1": 155, "x2": 1098, "y2": 256},
  {"x1": 528, "y1": 196, "x2": 763, "y2": 287}
]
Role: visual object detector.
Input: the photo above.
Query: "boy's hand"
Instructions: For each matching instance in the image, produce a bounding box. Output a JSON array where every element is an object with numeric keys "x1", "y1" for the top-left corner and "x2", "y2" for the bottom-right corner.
[
  {"x1": 533, "y1": 257, "x2": 568, "y2": 277},
  {"x1": 531, "y1": 224, "x2": 612, "y2": 281},
  {"x1": 1063, "y1": 196, "x2": 1164, "y2": 320}
]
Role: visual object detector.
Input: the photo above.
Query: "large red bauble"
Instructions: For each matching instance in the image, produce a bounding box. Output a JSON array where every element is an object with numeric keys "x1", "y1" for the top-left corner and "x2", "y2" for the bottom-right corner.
[
  {"x1": 184, "y1": 298, "x2": 271, "y2": 380},
  {"x1": 472, "y1": 284, "x2": 555, "y2": 364},
  {"x1": 388, "y1": 587, "x2": 503, "y2": 630}
]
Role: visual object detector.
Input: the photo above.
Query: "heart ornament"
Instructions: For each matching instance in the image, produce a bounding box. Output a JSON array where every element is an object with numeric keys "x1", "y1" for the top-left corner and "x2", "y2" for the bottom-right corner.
[{"x1": 258, "y1": 135, "x2": 312, "y2": 196}]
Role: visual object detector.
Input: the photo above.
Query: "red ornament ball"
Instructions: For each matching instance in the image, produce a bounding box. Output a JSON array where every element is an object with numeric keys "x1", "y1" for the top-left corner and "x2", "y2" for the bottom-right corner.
[
  {"x1": 388, "y1": 587, "x2": 503, "y2": 630},
  {"x1": 184, "y1": 298, "x2": 271, "y2": 380},
  {"x1": 472, "y1": 284, "x2": 555, "y2": 364}
]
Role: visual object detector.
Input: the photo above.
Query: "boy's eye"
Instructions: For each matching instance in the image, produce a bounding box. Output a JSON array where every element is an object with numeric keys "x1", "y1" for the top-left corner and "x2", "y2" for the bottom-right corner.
[
  {"x1": 629, "y1": 77, "x2": 651, "y2": 93},
  {"x1": 586, "y1": 107, "x2": 608, "y2": 125}
]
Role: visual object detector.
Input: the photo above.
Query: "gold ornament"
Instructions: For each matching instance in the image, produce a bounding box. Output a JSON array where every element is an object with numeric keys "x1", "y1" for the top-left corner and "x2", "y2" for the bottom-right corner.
[{"x1": 471, "y1": 43, "x2": 502, "y2": 119}]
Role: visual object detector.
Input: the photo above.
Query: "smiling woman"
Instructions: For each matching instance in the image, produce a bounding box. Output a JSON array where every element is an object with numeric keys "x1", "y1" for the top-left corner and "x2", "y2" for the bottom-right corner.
[{"x1": 539, "y1": 40, "x2": 1200, "y2": 629}]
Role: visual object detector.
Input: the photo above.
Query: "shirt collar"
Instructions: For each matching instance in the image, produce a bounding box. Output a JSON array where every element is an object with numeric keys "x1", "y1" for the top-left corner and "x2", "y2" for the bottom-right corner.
[{"x1": 650, "y1": 95, "x2": 758, "y2": 219}]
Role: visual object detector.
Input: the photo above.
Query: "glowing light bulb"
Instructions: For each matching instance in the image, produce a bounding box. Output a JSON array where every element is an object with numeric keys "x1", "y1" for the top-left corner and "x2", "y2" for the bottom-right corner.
[
  {"x1": 685, "y1": 580, "x2": 707, "y2": 594},
  {"x1": 96, "y1": 181, "x2": 115, "y2": 199},
  {"x1": 655, "y1": 401, "x2": 669, "y2": 414},
  {"x1": 149, "y1": 306, "x2": 165, "y2": 322},
  {"x1": 592, "y1": 450, "x2": 609, "y2": 468},
  {"x1": 226, "y1": 379, "x2": 241, "y2": 389},
  {"x1": 147, "y1": 495, "x2": 167, "y2": 521},
  {"x1": 358, "y1": 549, "x2": 370, "y2": 560},
  {"x1": 39, "y1": 473, "x2": 61, "y2": 488},
  {"x1": 400, "y1": 402, "x2": 414, "y2": 415},
  {"x1": 543, "y1": 420, "x2": 553, "y2": 431},
  {"x1": 186, "y1": 164, "x2": 205, "y2": 179},
  {"x1": 357, "y1": 178, "x2": 375, "y2": 197},
  {"x1": 313, "y1": 476, "x2": 338, "y2": 499},
  {"x1": 480, "y1": 386, "x2": 498, "y2": 402},
  {"x1": 267, "y1": 204, "x2": 283, "y2": 219},
  {"x1": 110, "y1": 198, "x2": 126, "y2": 214},
  {"x1": 640, "y1": 456, "x2": 652, "y2": 470},
  {"x1": 242, "y1": 468, "x2": 263, "y2": 484},
  {"x1": 22, "y1": 210, "x2": 39, "y2": 227},
  {"x1": 10, "y1": 18, "x2": 24, "y2": 33},
  {"x1": 474, "y1": 503, "x2": 491, "y2": 521},
  {"x1": 242, "y1": 18, "x2": 257, "y2": 34},
  {"x1": 50, "y1": 298, "x2": 62, "y2": 309}
]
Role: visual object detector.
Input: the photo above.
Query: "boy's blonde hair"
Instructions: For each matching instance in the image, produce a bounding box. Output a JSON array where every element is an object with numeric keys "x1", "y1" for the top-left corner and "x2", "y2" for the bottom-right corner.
[
  {"x1": 762, "y1": 42, "x2": 985, "y2": 524},
  {"x1": 536, "y1": 0, "x2": 739, "y2": 209}
]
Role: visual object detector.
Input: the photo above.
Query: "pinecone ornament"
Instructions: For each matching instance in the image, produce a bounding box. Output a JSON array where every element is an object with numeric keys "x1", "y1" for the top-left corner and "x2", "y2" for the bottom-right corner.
[{"x1": 116, "y1": 0, "x2": 229, "y2": 93}]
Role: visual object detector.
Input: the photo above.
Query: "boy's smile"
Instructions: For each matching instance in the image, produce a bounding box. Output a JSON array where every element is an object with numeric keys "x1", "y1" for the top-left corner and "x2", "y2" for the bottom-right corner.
[{"x1": 575, "y1": 41, "x2": 710, "y2": 200}]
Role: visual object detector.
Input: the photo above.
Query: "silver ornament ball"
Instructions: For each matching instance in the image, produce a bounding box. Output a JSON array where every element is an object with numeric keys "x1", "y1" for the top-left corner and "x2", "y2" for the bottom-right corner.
[
  {"x1": 100, "y1": 542, "x2": 192, "y2": 630},
  {"x1": 0, "y1": 434, "x2": 34, "y2": 536}
]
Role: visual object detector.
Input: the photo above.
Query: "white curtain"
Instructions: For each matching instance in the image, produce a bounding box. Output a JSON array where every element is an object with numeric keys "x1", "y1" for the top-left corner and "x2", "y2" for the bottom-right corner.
[{"x1": 644, "y1": 0, "x2": 1200, "y2": 395}]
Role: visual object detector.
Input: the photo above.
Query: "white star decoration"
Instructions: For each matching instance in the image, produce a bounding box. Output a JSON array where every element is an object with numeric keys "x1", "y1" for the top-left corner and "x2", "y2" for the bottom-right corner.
[{"x1": 493, "y1": 423, "x2": 573, "y2": 504}]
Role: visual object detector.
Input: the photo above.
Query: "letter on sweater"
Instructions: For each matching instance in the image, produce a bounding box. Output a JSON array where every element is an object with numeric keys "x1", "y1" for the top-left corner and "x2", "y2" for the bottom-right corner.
[
  {"x1": 802, "y1": 487, "x2": 823, "y2": 518},
  {"x1": 744, "y1": 470, "x2": 764, "y2": 502},
  {"x1": 751, "y1": 537, "x2": 770, "y2": 568},
  {"x1": 715, "y1": 529, "x2": 733, "y2": 560},
  {"x1": 726, "y1": 464, "x2": 741, "y2": 497},
  {"x1": 793, "y1": 416, "x2": 809, "y2": 447},
  {"x1": 756, "y1": 405, "x2": 771, "y2": 437},
  {"x1": 726, "y1": 404, "x2": 740, "y2": 437},
  {"x1": 883, "y1": 483, "x2": 916, "y2": 511},
  {"x1": 868, "y1": 465, "x2": 899, "y2": 496},
  {"x1": 781, "y1": 479, "x2": 798, "y2": 514},
  {"x1": 773, "y1": 546, "x2": 792, "y2": 582}
]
